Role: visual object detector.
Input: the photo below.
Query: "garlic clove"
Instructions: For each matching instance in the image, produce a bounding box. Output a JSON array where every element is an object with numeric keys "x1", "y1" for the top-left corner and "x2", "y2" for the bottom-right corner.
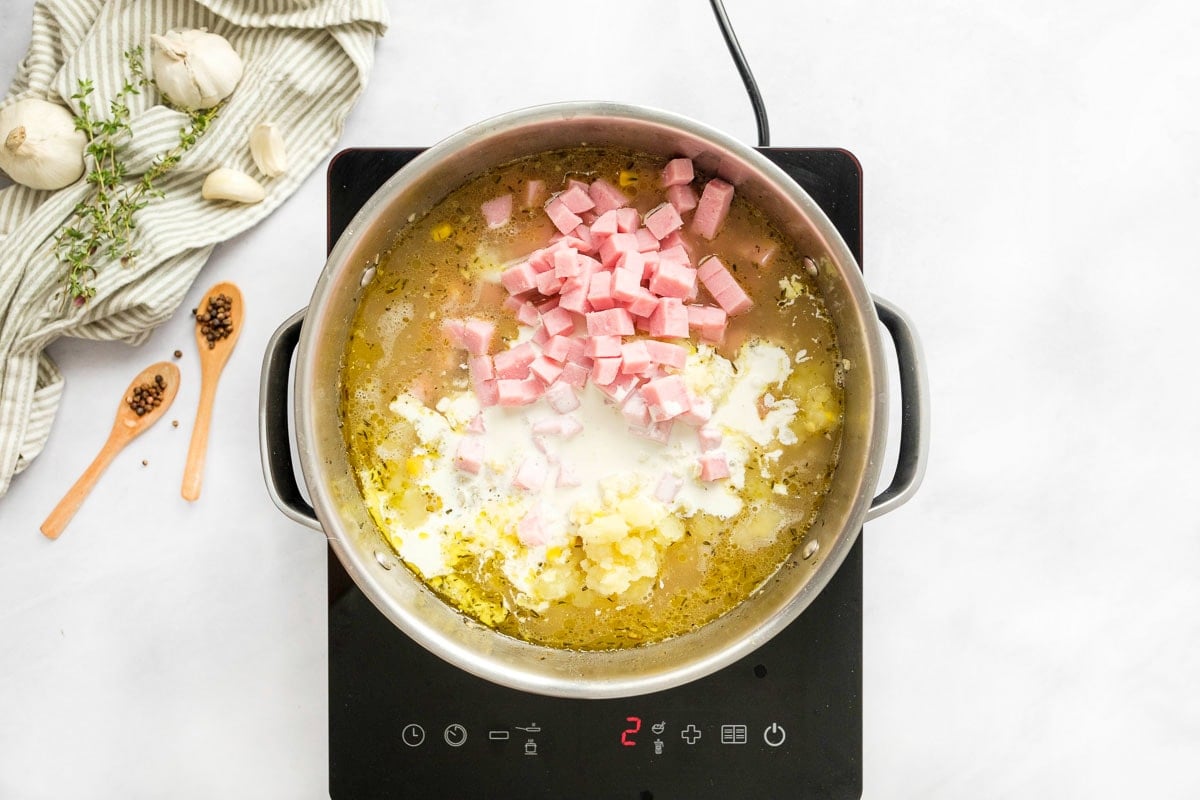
[
  {"x1": 248, "y1": 122, "x2": 288, "y2": 178},
  {"x1": 151, "y1": 29, "x2": 243, "y2": 111},
  {"x1": 201, "y1": 167, "x2": 265, "y2": 204},
  {"x1": 0, "y1": 97, "x2": 87, "y2": 190}
]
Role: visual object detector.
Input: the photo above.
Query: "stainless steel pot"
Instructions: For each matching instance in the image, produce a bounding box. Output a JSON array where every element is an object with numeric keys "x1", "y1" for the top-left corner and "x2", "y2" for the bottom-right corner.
[{"x1": 259, "y1": 102, "x2": 928, "y2": 699}]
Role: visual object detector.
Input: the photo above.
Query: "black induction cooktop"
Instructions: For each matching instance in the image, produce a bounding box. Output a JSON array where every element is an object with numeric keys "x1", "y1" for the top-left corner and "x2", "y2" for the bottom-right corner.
[{"x1": 326, "y1": 146, "x2": 864, "y2": 800}]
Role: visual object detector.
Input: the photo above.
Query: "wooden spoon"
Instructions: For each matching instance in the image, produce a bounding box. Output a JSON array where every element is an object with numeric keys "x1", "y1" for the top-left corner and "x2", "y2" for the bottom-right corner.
[
  {"x1": 41, "y1": 361, "x2": 181, "y2": 540},
  {"x1": 181, "y1": 281, "x2": 244, "y2": 501}
]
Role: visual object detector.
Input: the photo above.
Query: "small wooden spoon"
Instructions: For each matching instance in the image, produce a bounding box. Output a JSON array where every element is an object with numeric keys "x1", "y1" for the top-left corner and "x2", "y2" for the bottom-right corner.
[
  {"x1": 181, "y1": 281, "x2": 244, "y2": 501},
  {"x1": 41, "y1": 361, "x2": 181, "y2": 540}
]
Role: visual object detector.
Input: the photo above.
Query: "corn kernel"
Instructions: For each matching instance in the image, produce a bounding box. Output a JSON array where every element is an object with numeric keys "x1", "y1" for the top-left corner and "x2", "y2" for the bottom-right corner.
[
  {"x1": 618, "y1": 170, "x2": 639, "y2": 187},
  {"x1": 431, "y1": 222, "x2": 454, "y2": 242}
]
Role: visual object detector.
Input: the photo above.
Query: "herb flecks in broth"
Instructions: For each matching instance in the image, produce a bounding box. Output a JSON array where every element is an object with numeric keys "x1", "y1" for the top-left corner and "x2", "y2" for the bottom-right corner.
[{"x1": 340, "y1": 147, "x2": 843, "y2": 650}]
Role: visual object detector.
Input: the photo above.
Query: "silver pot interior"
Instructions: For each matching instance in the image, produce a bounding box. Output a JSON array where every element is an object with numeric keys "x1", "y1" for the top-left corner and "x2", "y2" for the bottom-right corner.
[{"x1": 294, "y1": 103, "x2": 887, "y2": 698}]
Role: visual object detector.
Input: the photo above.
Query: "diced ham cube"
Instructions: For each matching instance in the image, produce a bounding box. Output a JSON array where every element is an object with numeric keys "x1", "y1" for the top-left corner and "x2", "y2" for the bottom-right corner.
[
  {"x1": 666, "y1": 183, "x2": 698, "y2": 214},
  {"x1": 698, "y1": 451, "x2": 730, "y2": 481},
  {"x1": 545, "y1": 196, "x2": 583, "y2": 235},
  {"x1": 588, "y1": 179, "x2": 628, "y2": 214},
  {"x1": 659, "y1": 231, "x2": 687, "y2": 252},
  {"x1": 559, "y1": 361, "x2": 590, "y2": 389},
  {"x1": 698, "y1": 425, "x2": 722, "y2": 451},
  {"x1": 634, "y1": 227, "x2": 661, "y2": 252},
  {"x1": 686, "y1": 304, "x2": 727, "y2": 330},
  {"x1": 595, "y1": 373, "x2": 640, "y2": 404},
  {"x1": 649, "y1": 260, "x2": 697, "y2": 299},
  {"x1": 591, "y1": 356, "x2": 621, "y2": 386},
  {"x1": 630, "y1": 419, "x2": 673, "y2": 444},
  {"x1": 497, "y1": 376, "x2": 543, "y2": 406},
  {"x1": 493, "y1": 342, "x2": 537, "y2": 379},
  {"x1": 553, "y1": 248, "x2": 581, "y2": 278},
  {"x1": 474, "y1": 377, "x2": 498, "y2": 407},
  {"x1": 658, "y1": 243, "x2": 690, "y2": 266},
  {"x1": 661, "y1": 157, "x2": 694, "y2": 187},
  {"x1": 528, "y1": 248, "x2": 554, "y2": 273},
  {"x1": 586, "y1": 307, "x2": 635, "y2": 336},
  {"x1": 599, "y1": 232, "x2": 640, "y2": 268},
  {"x1": 558, "y1": 286, "x2": 590, "y2": 314},
  {"x1": 481, "y1": 194, "x2": 513, "y2": 228},
  {"x1": 459, "y1": 319, "x2": 495, "y2": 355},
  {"x1": 544, "y1": 380, "x2": 581, "y2": 413},
  {"x1": 655, "y1": 473, "x2": 682, "y2": 503},
  {"x1": 559, "y1": 185, "x2": 596, "y2": 214},
  {"x1": 516, "y1": 301, "x2": 540, "y2": 327},
  {"x1": 621, "y1": 393, "x2": 651, "y2": 426},
  {"x1": 543, "y1": 334, "x2": 573, "y2": 363},
  {"x1": 680, "y1": 394, "x2": 713, "y2": 426},
  {"x1": 611, "y1": 267, "x2": 642, "y2": 305},
  {"x1": 640, "y1": 374, "x2": 691, "y2": 422},
  {"x1": 615, "y1": 250, "x2": 645, "y2": 279},
  {"x1": 585, "y1": 272, "x2": 614, "y2": 311},
  {"x1": 467, "y1": 414, "x2": 486, "y2": 434},
  {"x1": 615, "y1": 207, "x2": 640, "y2": 233},
  {"x1": 696, "y1": 256, "x2": 753, "y2": 316},
  {"x1": 501, "y1": 261, "x2": 538, "y2": 295},
  {"x1": 585, "y1": 335, "x2": 622, "y2": 358},
  {"x1": 454, "y1": 436, "x2": 485, "y2": 474},
  {"x1": 648, "y1": 297, "x2": 689, "y2": 338},
  {"x1": 643, "y1": 340, "x2": 688, "y2": 370},
  {"x1": 532, "y1": 414, "x2": 583, "y2": 438},
  {"x1": 469, "y1": 354, "x2": 495, "y2": 381},
  {"x1": 530, "y1": 355, "x2": 564, "y2": 386},
  {"x1": 590, "y1": 209, "x2": 619, "y2": 237},
  {"x1": 523, "y1": 179, "x2": 545, "y2": 208},
  {"x1": 620, "y1": 340, "x2": 651, "y2": 374},
  {"x1": 556, "y1": 459, "x2": 582, "y2": 488},
  {"x1": 540, "y1": 306, "x2": 575, "y2": 338},
  {"x1": 692, "y1": 178, "x2": 735, "y2": 240},
  {"x1": 531, "y1": 325, "x2": 550, "y2": 346},
  {"x1": 536, "y1": 269, "x2": 564, "y2": 296},
  {"x1": 517, "y1": 508, "x2": 550, "y2": 546},
  {"x1": 627, "y1": 288, "x2": 660, "y2": 318},
  {"x1": 564, "y1": 336, "x2": 590, "y2": 365},
  {"x1": 513, "y1": 457, "x2": 548, "y2": 491},
  {"x1": 441, "y1": 319, "x2": 466, "y2": 348},
  {"x1": 644, "y1": 202, "x2": 683, "y2": 240}
]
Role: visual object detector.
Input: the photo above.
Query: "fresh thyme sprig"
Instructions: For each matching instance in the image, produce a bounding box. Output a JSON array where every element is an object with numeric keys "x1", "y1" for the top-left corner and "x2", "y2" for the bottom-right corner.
[{"x1": 55, "y1": 46, "x2": 220, "y2": 303}]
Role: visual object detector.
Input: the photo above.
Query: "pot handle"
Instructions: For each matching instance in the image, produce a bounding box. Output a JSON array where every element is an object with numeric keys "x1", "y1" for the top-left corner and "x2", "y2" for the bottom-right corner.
[
  {"x1": 866, "y1": 295, "x2": 930, "y2": 521},
  {"x1": 258, "y1": 309, "x2": 322, "y2": 531}
]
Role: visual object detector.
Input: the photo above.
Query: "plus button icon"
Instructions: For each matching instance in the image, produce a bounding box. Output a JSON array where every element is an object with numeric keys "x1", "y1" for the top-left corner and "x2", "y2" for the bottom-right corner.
[{"x1": 680, "y1": 724, "x2": 702, "y2": 745}]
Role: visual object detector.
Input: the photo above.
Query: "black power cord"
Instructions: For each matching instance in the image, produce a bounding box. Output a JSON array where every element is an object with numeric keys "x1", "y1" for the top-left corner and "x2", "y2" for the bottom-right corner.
[{"x1": 708, "y1": 0, "x2": 770, "y2": 147}]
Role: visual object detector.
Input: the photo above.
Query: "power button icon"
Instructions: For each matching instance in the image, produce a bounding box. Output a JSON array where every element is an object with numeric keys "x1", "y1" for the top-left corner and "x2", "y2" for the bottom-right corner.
[{"x1": 763, "y1": 723, "x2": 786, "y2": 748}]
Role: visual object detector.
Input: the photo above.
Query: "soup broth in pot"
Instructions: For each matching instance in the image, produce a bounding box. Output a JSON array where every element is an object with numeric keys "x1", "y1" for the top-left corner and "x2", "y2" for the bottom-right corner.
[{"x1": 339, "y1": 147, "x2": 843, "y2": 650}]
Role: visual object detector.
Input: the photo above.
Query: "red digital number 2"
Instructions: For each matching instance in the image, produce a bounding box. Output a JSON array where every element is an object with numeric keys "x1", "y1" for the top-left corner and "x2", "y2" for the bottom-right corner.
[{"x1": 621, "y1": 716, "x2": 642, "y2": 747}]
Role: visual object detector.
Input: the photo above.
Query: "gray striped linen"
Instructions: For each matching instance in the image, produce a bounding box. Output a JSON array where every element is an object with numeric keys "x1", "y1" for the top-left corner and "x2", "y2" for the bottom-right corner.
[{"x1": 0, "y1": 0, "x2": 388, "y2": 498}]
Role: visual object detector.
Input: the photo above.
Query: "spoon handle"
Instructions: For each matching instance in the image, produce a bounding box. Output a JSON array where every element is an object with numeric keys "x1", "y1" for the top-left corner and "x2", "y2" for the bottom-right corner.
[
  {"x1": 40, "y1": 430, "x2": 125, "y2": 540},
  {"x1": 181, "y1": 371, "x2": 219, "y2": 501}
]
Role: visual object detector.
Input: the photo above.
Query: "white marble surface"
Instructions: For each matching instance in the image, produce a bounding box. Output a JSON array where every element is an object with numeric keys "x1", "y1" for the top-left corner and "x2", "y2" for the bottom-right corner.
[{"x1": 2, "y1": 1, "x2": 1199, "y2": 797}]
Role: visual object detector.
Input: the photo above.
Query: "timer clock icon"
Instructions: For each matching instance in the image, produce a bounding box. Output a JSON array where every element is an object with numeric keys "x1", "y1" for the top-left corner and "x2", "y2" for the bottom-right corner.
[
  {"x1": 401, "y1": 724, "x2": 425, "y2": 747},
  {"x1": 444, "y1": 723, "x2": 468, "y2": 747}
]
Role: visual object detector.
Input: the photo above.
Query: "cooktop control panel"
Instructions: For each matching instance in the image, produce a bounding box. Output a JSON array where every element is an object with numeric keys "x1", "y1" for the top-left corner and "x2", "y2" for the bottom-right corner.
[{"x1": 327, "y1": 148, "x2": 864, "y2": 800}]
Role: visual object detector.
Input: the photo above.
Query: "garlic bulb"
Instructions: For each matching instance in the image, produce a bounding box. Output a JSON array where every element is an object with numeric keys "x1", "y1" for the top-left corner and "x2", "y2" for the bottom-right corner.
[
  {"x1": 248, "y1": 122, "x2": 288, "y2": 177},
  {"x1": 0, "y1": 98, "x2": 87, "y2": 190},
  {"x1": 151, "y1": 29, "x2": 243, "y2": 110},
  {"x1": 202, "y1": 167, "x2": 265, "y2": 203}
]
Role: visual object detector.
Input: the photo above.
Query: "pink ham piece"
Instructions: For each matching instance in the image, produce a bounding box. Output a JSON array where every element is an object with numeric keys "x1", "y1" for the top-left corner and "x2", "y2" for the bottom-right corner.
[
  {"x1": 680, "y1": 394, "x2": 713, "y2": 426},
  {"x1": 634, "y1": 227, "x2": 660, "y2": 253},
  {"x1": 544, "y1": 381, "x2": 581, "y2": 413},
  {"x1": 698, "y1": 451, "x2": 731, "y2": 481},
  {"x1": 627, "y1": 288, "x2": 660, "y2": 318},
  {"x1": 469, "y1": 354, "x2": 495, "y2": 381},
  {"x1": 615, "y1": 207, "x2": 640, "y2": 234},
  {"x1": 619, "y1": 340, "x2": 651, "y2": 375},
  {"x1": 640, "y1": 374, "x2": 690, "y2": 422},
  {"x1": 474, "y1": 377, "x2": 498, "y2": 407},
  {"x1": 655, "y1": 473, "x2": 683, "y2": 503},
  {"x1": 501, "y1": 261, "x2": 538, "y2": 295},
  {"x1": 493, "y1": 342, "x2": 537, "y2": 379},
  {"x1": 649, "y1": 260, "x2": 697, "y2": 299},
  {"x1": 523, "y1": 179, "x2": 546, "y2": 208},
  {"x1": 691, "y1": 178, "x2": 735, "y2": 240},
  {"x1": 585, "y1": 335, "x2": 622, "y2": 358},
  {"x1": 643, "y1": 202, "x2": 683, "y2": 240},
  {"x1": 454, "y1": 436, "x2": 485, "y2": 474},
  {"x1": 556, "y1": 459, "x2": 582, "y2": 488},
  {"x1": 644, "y1": 340, "x2": 688, "y2": 370},
  {"x1": 586, "y1": 307, "x2": 635, "y2": 336},
  {"x1": 553, "y1": 248, "x2": 581, "y2": 279},
  {"x1": 661, "y1": 157, "x2": 694, "y2": 187},
  {"x1": 596, "y1": 373, "x2": 640, "y2": 405},
  {"x1": 630, "y1": 419, "x2": 673, "y2": 444},
  {"x1": 529, "y1": 355, "x2": 564, "y2": 386},
  {"x1": 545, "y1": 196, "x2": 583, "y2": 235},
  {"x1": 591, "y1": 357, "x2": 621, "y2": 386},
  {"x1": 599, "y1": 232, "x2": 639, "y2": 268},
  {"x1": 588, "y1": 179, "x2": 627, "y2": 214},
  {"x1": 621, "y1": 393, "x2": 651, "y2": 426},
  {"x1": 610, "y1": 267, "x2": 642, "y2": 306},
  {"x1": 586, "y1": 272, "x2": 615, "y2": 311},
  {"x1": 590, "y1": 209, "x2": 619, "y2": 236},
  {"x1": 481, "y1": 194, "x2": 513, "y2": 229},
  {"x1": 540, "y1": 306, "x2": 575, "y2": 338},
  {"x1": 466, "y1": 414, "x2": 486, "y2": 434},
  {"x1": 696, "y1": 256, "x2": 753, "y2": 316},
  {"x1": 559, "y1": 361, "x2": 590, "y2": 389},
  {"x1": 698, "y1": 425, "x2": 722, "y2": 452},
  {"x1": 532, "y1": 415, "x2": 583, "y2": 438},
  {"x1": 535, "y1": 269, "x2": 564, "y2": 296},
  {"x1": 559, "y1": 185, "x2": 596, "y2": 214},
  {"x1": 513, "y1": 457, "x2": 549, "y2": 491},
  {"x1": 666, "y1": 184, "x2": 698, "y2": 214},
  {"x1": 543, "y1": 334, "x2": 573, "y2": 363},
  {"x1": 496, "y1": 376, "x2": 543, "y2": 406},
  {"x1": 517, "y1": 508, "x2": 551, "y2": 547},
  {"x1": 647, "y1": 298, "x2": 689, "y2": 338},
  {"x1": 441, "y1": 319, "x2": 466, "y2": 348}
]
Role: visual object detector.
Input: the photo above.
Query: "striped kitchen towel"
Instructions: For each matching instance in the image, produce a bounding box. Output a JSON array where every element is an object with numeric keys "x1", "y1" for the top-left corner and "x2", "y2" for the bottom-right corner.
[{"x1": 0, "y1": 0, "x2": 389, "y2": 498}]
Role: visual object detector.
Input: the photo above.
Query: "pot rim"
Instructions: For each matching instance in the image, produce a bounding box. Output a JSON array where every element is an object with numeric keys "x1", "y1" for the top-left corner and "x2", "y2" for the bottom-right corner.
[{"x1": 293, "y1": 101, "x2": 887, "y2": 698}]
